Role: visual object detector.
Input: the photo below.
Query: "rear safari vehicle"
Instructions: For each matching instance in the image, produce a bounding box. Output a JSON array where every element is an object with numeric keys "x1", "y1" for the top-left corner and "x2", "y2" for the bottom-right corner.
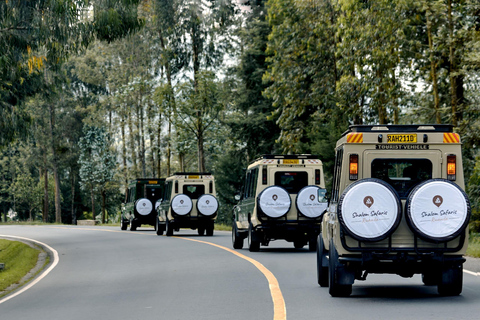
[
  {"x1": 318, "y1": 125, "x2": 470, "y2": 296},
  {"x1": 232, "y1": 155, "x2": 328, "y2": 252},
  {"x1": 121, "y1": 178, "x2": 165, "y2": 231},
  {"x1": 158, "y1": 172, "x2": 218, "y2": 236}
]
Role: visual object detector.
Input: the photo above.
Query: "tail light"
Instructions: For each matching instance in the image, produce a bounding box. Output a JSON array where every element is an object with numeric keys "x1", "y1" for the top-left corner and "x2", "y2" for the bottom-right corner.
[
  {"x1": 447, "y1": 155, "x2": 456, "y2": 181},
  {"x1": 262, "y1": 166, "x2": 267, "y2": 185},
  {"x1": 315, "y1": 169, "x2": 321, "y2": 185},
  {"x1": 209, "y1": 181, "x2": 213, "y2": 193},
  {"x1": 349, "y1": 154, "x2": 358, "y2": 180}
]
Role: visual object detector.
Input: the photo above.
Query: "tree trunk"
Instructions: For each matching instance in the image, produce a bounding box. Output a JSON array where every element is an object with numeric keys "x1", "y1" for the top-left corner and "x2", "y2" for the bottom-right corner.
[
  {"x1": 447, "y1": 0, "x2": 458, "y2": 127},
  {"x1": 157, "y1": 114, "x2": 162, "y2": 177},
  {"x1": 91, "y1": 185, "x2": 95, "y2": 221},
  {"x1": 49, "y1": 105, "x2": 62, "y2": 223},
  {"x1": 121, "y1": 114, "x2": 128, "y2": 202},
  {"x1": 101, "y1": 189, "x2": 106, "y2": 224},
  {"x1": 197, "y1": 119, "x2": 205, "y2": 172},
  {"x1": 139, "y1": 98, "x2": 146, "y2": 178},
  {"x1": 426, "y1": 9, "x2": 441, "y2": 124},
  {"x1": 128, "y1": 106, "x2": 137, "y2": 177},
  {"x1": 71, "y1": 170, "x2": 76, "y2": 225},
  {"x1": 43, "y1": 153, "x2": 48, "y2": 222}
]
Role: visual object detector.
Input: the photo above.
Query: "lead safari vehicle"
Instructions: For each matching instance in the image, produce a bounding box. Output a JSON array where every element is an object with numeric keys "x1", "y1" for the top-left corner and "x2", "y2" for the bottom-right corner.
[
  {"x1": 157, "y1": 172, "x2": 218, "y2": 236},
  {"x1": 232, "y1": 155, "x2": 328, "y2": 251},
  {"x1": 318, "y1": 125, "x2": 471, "y2": 297}
]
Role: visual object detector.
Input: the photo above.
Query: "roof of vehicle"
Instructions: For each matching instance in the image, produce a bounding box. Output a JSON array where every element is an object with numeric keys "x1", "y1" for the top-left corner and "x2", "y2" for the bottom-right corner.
[{"x1": 342, "y1": 124, "x2": 453, "y2": 136}]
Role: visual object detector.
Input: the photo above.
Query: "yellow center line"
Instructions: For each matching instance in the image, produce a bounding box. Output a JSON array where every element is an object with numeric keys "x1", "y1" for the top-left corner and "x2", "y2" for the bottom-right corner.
[
  {"x1": 174, "y1": 236, "x2": 287, "y2": 320},
  {"x1": 46, "y1": 226, "x2": 287, "y2": 319}
]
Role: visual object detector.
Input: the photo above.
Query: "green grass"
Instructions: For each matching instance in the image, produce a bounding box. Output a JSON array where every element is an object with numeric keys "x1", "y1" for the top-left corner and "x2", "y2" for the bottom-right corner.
[
  {"x1": 0, "y1": 239, "x2": 41, "y2": 293},
  {"x1": 467, "y1": 233, "x2": 480, "y2": 258}
]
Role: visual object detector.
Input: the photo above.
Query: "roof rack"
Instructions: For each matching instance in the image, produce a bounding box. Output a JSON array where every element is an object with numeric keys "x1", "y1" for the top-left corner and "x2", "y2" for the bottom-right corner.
[
  {"x1": 343, "y1": 124, "x2": 453, "y2": 136},
  {"x1": 173, "y1": 172, "x2": 212, "y2": 176},
  {"x1": 251, "y1": 154, "x2": 320, "y2": 163}
]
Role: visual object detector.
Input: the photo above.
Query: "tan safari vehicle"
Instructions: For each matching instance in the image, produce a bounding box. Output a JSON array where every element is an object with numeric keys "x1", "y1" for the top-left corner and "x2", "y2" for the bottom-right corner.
[
  {"x1": 318, "y1": 125, "x2": 471, "y2": 297},
  {"x1": 157, "y1": 172, "x2": 218, "y2": 236},
  {"x1": 232, "y1": 155, "x2": 328, "y2": 252}
]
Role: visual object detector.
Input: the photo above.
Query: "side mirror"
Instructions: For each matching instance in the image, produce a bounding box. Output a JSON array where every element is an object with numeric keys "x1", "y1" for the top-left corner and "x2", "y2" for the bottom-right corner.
[
  {"x1": 234, "y1": 194, "x2": 241, "y2": 201},
  {"x1": 317, "y1": 189, "x2": 328, "y2": 203}
]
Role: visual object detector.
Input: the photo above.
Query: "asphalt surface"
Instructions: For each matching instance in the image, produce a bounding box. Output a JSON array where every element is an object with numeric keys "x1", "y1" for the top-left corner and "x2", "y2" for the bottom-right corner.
[{"x1": 1, "y1": 225, "x2": 480, "y2": 320}]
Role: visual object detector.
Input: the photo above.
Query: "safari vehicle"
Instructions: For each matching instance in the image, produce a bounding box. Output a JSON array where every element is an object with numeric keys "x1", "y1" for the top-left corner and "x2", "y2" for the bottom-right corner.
[
  {"x1": 121, "y1": 178, "x2": 165, "y2": 231},
  {"x1": 158, "y1": 172, "x2": 218, "y2": 236},
  {"x1": 317, "y1": 125, "x2": 471, "y2": 297},
  {"x1": 232, "y1": 154, "x2": 328, "y2": 252}
]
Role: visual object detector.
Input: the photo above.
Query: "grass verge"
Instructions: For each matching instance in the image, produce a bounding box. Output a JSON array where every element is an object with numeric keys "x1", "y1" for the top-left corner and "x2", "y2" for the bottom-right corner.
[
  {"x1": 467, "y1": 233, "x2": 480, "y2": 258},
  {"x1": 0, "y1": 239, "x2": 41, "y2": 293}
]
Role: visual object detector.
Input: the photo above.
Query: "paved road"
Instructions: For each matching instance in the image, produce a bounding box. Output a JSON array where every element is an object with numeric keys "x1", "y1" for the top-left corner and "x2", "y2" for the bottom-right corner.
[{"x1": 1, "y1": 225, "x2": 480, "y2": 320}]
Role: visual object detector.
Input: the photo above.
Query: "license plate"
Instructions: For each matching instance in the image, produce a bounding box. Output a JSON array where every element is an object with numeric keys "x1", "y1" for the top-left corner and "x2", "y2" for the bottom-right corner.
[
  {"x1": 148, "y1": 180, "x2": 158, "y2": 184},
  {"x1": 387, "y1": 134, "x2": 417, "y2": 143},
  {"x1": 283, "y1": 159, "x2": 299, "y2": 164},
  {"x1": 188, "y1": 175, "x2": 199, "y2": 179}
]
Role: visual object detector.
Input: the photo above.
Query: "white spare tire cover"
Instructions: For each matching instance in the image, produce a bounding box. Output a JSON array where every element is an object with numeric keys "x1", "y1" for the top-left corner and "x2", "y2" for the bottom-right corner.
[
  {"x1": 296, "y1": 186, "x2": 328, "y2": 218},
  {"x1": 258, "y1": 186, "x2": 291, "y2": 218},
  {"x1": 406, "y1": 179, "x2": 470, "y2": 242},
  {"x1": 338, "y1": 178, "x2": 401, "y2": 242},
  {"x1": 135, "y1": 198, "x2": 153, "y2": 216},
  {"x1": 197, "y1": 194, "x2": 219, "y2": 216},
  {"x1": 171, "y1": 194, "x2": 193, "y2": 216}
]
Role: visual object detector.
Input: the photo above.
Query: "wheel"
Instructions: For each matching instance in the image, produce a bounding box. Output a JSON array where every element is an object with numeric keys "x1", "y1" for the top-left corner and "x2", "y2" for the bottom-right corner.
[
  {"x1": 130, "y1": 219, "x2": 137, "y2": 231},
  {"x1": 308, "y1": 235, "x2": 317, "y2": 252},
  {"x1": 198, "y1": 227, "x2": 205, "y2": 236},
  {"x1": 294, "y1": 239, "x2": 304, "y2": 249},
  {"x1": 206, "y1": 222, "x2": 214, "y2": 236},
  {"x1": 317, "y1": 233, "x2": 329, "y2": 287},
  {"x1": 328, "y1": 240, "x2": 352, "y2": 297},
  {"x1": 438, "y1": 264, "x2": 463, "y2": 296},
  {"x1": 166, "y1": 219, "x2": 174, "y2": 236},
  {"x1": 156, "y1": 219, "x2": 164, "y2": 236},
  {"x1": 248, "y1": 222, "x2": 260, "y2": 252},
  {"x1": 120, "y1": 218, "x2": 127, "y2": 230},
  {"x1": 232, "y1": 221, "x2": 244, "y2": 249}
]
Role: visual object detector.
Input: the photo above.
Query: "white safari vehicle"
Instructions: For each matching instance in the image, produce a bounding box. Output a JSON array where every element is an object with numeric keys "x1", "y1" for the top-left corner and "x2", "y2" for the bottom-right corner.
[
  {"x1": 232, "y1": 155, "x2": 328, "y2": 251},
  {"x1": 318, "y1": 125, "x2": 471, "y2": 296},
  {"x1": 157, "y1": 172, "x2": 218, "y2": 236}
]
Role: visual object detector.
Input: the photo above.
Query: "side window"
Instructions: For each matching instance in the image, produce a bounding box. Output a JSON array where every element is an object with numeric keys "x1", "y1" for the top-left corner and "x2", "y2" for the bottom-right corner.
[
  {"x1": 332, "y1": 148, "x2": 344, "y2": 202},
  {"x1": 244, "y1": 170, "x2": 252, "y2": 199},
  {"x1": 249, "y1": 168, "x2": 258, "y2": 198}
]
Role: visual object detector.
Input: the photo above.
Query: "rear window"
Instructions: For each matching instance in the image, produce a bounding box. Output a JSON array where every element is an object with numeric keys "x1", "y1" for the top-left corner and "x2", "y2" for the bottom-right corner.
[
  {"x1": 371, "y1": 159, "x2": 432, "y2": 198},
  {"x1": 274, "y1": 172, "x2": 308, "y2": 194},
  {"x1": 183, "y1": 185, "x2": 205, "y2": 199}
]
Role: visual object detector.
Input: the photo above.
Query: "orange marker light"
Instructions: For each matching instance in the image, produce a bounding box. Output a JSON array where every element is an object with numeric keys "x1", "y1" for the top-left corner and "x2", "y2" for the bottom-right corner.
[
  {"x1": 349, "y1": 154, "x2": 358, "y2": 180},
  {"x1": 447, "y1": 155, "x2": 456, "y2": 181}
]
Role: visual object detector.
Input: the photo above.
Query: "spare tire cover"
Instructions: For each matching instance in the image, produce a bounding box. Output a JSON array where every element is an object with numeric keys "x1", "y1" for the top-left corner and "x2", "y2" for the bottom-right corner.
[
  {"x1": 197, "y1": 194, "x2": 219, "y2": 216},
  {"x1": 135, "y1": 198, "x2": 153, "y2": 216},
  {"x1": 296, "y1": 186, "x2": 328, "y2": 218},
  {"x1": 338, "y1": 178, "x2": 401, "y2": 242},
  {"x1": 171, "y1": 194, "x2": 193, "y2": 216},
  {"x1": 258, "y1": 186, "x2": 291, "y2": 218},
  {"x1": 405, "y1": 179, "x2": 470, "y2": 242}
]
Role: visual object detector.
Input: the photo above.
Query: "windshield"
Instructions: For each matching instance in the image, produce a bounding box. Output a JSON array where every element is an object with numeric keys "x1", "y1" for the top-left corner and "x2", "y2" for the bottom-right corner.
[{"x1": 274, "y1": 171, "x2": 308, "y2": 194}]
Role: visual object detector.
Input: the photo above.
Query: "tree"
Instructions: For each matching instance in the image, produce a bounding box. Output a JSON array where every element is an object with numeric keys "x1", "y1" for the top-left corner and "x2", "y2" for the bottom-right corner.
[{"x1": 78, "y1": 126, "x2": 117, "y2": 223}]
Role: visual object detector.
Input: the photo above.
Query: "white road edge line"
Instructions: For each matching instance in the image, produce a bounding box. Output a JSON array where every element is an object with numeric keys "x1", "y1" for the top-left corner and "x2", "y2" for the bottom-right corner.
[
  {"x1": 0, "y1": 235, "x2": 59, "y2": 305},
  {"x1": 463, "y1": 269, "x2": 480, "y2": 277}
]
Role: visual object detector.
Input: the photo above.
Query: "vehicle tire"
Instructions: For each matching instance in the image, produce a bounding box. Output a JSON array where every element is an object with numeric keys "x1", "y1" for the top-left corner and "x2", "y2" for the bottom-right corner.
[
  {"x1": 232, "y1": 221, "x2": 244, "y2": 249},
  {"x1": 294, "y1": 239, "x2": 304, "y2": 249},
  {"x1": 437, "y1": 264, "x2": 463, "y2": 296},
  {"x1": 198, "y1": 227, "x2": 205, "y2": 236},
  {"x1": 130, "y1": 220, "x2": 137, "y2": 231},
  {"x1": 206, "y1": 222, "x2": 214, "y2": 236},
  {"x1": 166, "y1": 219, "x2": 174, "y2": 236},
  {"x1": 317, "y1": 234, "x2": 329, "y2": 287},
  {"x1": 248, "y1": 222, "x2": 260, "y2": 252},
  {"x1": 120, "y1": 218, "x2": 127, "y2": 230},
  {"x1": 156, "y1": 219, "x2": 164, "y2": 236},
  {"x1": 338, "y1": 178, "x2": 401, "y2": 242},
  {"x1": 328, "y1": 240, "x2": 352, "y2": 297},
  {"x1": 405, "y1": 179, "x2": 471, "y2": 242},
  {"x1": 308, "y1": 235, "x2": 317, "y2": 252}
]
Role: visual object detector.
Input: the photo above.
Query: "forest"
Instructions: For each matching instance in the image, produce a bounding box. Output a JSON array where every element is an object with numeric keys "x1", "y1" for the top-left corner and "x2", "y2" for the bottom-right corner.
[{"x1": 1, "y1": 0, "x2": 480, "y2": 229}]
